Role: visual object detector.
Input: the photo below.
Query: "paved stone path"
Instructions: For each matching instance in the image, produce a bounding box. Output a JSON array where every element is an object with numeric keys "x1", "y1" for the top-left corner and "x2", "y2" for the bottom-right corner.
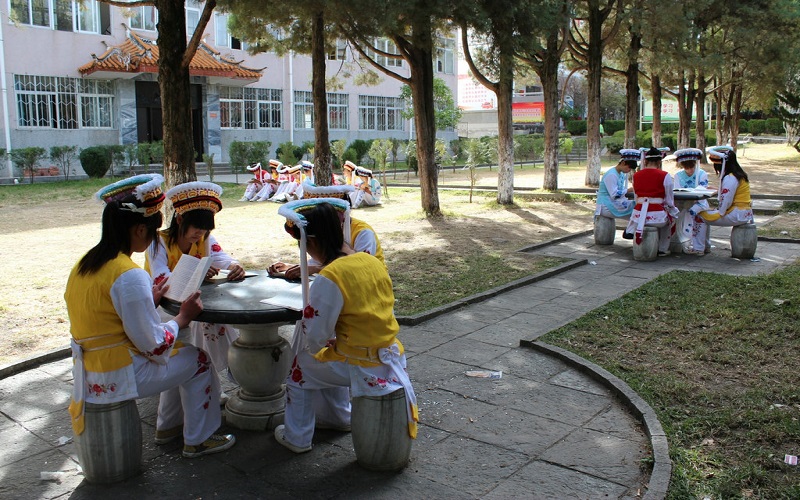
[{"x1": 1, "y1": 219, "x2": 797, "y2": 500}]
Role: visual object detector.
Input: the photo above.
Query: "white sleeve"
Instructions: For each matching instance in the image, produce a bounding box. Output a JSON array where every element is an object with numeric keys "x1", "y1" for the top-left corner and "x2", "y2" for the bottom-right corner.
[
  {"x1": 603, "y1": 170, "x2": 622, "y2": 198},
  {"x1": 353, "y1": 229, "x2": 378, "y2": 257},
  {"x1": 717, "y1": 176, "x2": 739, "y2": 214},
  {"x1": 301, "y1": 275, "x2": 343, "y2": 354},
  {"x1": 663, "y1": 174, "x2": 675, "y2": 206},
  {"x1": 146, "y1": 236, "x2": 171, "y2": 285},
  {"x1": 207, "y1": 234, "x2": 236, "y2": 269},
  {"x1": 698, "y1": 170, "x2": 709, "y2": 188},
  {"x1": 111, "y1": 268, "x2": 180, "y2": 364}
]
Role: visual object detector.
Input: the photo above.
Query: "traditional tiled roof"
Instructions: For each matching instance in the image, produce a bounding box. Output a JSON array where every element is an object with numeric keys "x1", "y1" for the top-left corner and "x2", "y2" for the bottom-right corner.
[{"x1": 78, "y1": 28, "x2": 263, "y2": 83}]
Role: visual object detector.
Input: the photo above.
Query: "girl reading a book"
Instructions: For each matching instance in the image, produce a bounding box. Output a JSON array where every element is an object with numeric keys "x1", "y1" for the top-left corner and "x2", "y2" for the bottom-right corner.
[
  {"x1": 272, "y1": 199, "x2": 417, "y2": 455},
  {"x1": 65, "y1": 174, "x2": 235, "y2": 458},
  {"x1": 145, "y1": 181, "x2": 244, "y2": 394}
]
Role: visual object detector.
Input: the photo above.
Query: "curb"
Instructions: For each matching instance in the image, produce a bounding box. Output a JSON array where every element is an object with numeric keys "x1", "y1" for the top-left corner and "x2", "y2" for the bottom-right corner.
[
  {"x1": 522, "y1": 341, "x2": 671, "y2": 500},
  {"x1": 395, "y1": 258, "x2": 587, "y2": 326},
  {"x1": 0, "y1": 347, "x2": 71, "y2": 380},
  {"x1": 517, "y1": 229, "x2": 594, "y2": 253}
]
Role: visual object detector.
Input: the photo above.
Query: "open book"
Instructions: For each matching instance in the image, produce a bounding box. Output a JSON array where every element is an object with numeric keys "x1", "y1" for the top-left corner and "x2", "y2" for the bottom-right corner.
[{"x1": 163, "y1": 255, "x2": 213, "y2": 302}]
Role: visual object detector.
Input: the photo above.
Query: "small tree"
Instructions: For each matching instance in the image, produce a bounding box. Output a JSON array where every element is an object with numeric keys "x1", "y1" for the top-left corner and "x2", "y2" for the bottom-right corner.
[
  {"x1": 390, "y1": 138, "x2": 403, "y2": 179},
  {"x1": 276, "y1": 141, "x2": 302, "y2": 167},
  {"x1": 559, "y1": 137, "x2": 574, "y2": 165},
  {"x1": 11, "y1": 147, "x2": 47, "y2": 184},
  {"x1": 404, "y1": 140, "x2": 417, "y2": 182},
  {"x1": 229, "y1": 140, "x2": 271, "y2": 184},
  {"x1": 202, "y1": 153, "x2": 216, "y2": 182},
  {"x1": 49, "y1": 146, "x2": 78, "y2": 181},
  {"x1": 434, "y1": 139, "x2": 448, "y2": 184},
  {"x1": 122, "y1": 144, "x2": 138, "y2": 175},
  {"x1": 465, "y1": 139, "x2": 489, "y2": 203},
  {"x1": 136, "y1": 143, "x2": 153, "y2": 174},
  {"x1": 368, "y1": 139, "x2": 392, "y2": 199},
  {"x1": 108, "y1": 145, "x2": 126, "y2": 179},
  {"x1": 776, "y1": 73, "x2": 800, "y2": 153},
  {"x1": 331, "y1": 139, "x2": 347, "y2": 170}
]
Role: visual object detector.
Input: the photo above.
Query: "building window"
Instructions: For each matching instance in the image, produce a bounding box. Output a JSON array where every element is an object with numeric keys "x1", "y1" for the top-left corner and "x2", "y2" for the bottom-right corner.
[
  {"x1": 435, "y1": 37, "x2": 455, "y2": 74},
  {"x1": 215, "y1": 13, "x2": 247, "y2": 50},
  {"x1": 327, "y1": 39, "x2": 347, "y2": 61},
  {"x1": 14, "y1": 75, "x2": 114, "y2": 129},
  {"x1": 11, "y1": 0, "x2": 108, "y2": 33},
  {"x1": 128, "y1": 5, "x2": 157, "y2": 31},
  {"x1": 293, "y1": 91, "x2": 349, "y2": 130},
  {"x1": 294, "y1": 91, "x2": 314, "y2": 129},
  {"x1": 185, "y1": 1, "x2": 200, "y2": 35},
  {"x1": 220, "y1": 86, "x2": 282, "y2": 129},
  {"x1": 358, "y1": 95, "x2": 404, "y2": 131},
  {"x1": 365, "y1": 38, "x2": 402, "y2": 68}
]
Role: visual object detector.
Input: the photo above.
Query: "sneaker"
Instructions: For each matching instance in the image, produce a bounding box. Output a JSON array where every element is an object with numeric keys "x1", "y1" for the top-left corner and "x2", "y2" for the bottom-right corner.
[
  {"x1": 657, "y1": 250, "x2": 671, "y2": 257},
  {"x1": 315, "y1": 421, "x2": 351, "y2": 432},
  {"x1": 154, "y1": 425, "x2": 183, "y2": 445},
  {"x1": 182, "y1": 433, "x2": 236, "y2": 458},
  {"x1": 684, "y1": 249, "x2": 705, "y2": 256},
  {"x1": 274, "y1": 425, "x2": 312, "y2": 453},
  {"x1": 622, "y1": 231, "x2": 634, "y2": 240}
]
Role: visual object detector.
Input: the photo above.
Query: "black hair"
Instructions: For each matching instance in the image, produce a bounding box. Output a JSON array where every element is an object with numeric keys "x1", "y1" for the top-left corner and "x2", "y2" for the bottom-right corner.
[
  {"x1": 715, "y1": 151, "x2": 749, "y2": 183},
  {"x1": 622, "y1": 160, "x2": 638, "y2": 170},
  {"x1": 284, "y1": 203, "x2": 346, "y2": 265},
  {"x1": 78, "y1": 197, "x2": 162, "y2": 275},
  {"x1": 165, "y1": 209, "x2": 216, "y2": 248}
]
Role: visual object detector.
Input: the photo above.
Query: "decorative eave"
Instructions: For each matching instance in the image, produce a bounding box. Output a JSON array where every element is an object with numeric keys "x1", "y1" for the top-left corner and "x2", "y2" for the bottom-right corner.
[{"x1": 78, "y1": 26, "x2": 263, "y2": 86}]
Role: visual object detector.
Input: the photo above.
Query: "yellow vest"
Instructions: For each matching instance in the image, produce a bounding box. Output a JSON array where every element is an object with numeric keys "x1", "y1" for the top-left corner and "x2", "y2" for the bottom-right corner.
[
  {"x1": 350, "y1": 217, "x2": 385, "y2": 264},
  {"x1": 65, "y1": 254, "x2": 139, "y2": 373},
  {"x1": 313, "y1": 253, "x2": 401, "y2": 367},
  {"x1": 144, "y1": 231, "x2": 210, "y2": 274},
  {"x1": 701, "y1": 179, "x2": 751, "y2": 222}
]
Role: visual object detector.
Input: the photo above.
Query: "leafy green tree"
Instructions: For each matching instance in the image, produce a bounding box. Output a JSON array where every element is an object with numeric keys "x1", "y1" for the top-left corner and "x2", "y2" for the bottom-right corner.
[
  {"x1": 49, "y1": 146, "x2": 78, "y2": 181},
  {"x1": 11, "y1": 147, "x2": 47, "y2": 184},
  {"x1": 277, "y1": 141, "x2": 303, "y2": 167},
  {"x1": 202, "y1": 153, "x2": 216, "y2": 181},
  {"x1": 776, "y1": 71, "x2": 800, "y2": 153},
  {"x1": 464, "y1": 139, "x2": 489, "y2": 203},
  {"x1": 331, "y1": 139, "x2": 347, "y2": 169},
  {"x1": 229, "y1": 140, "x2": 271, "y2": 184},
  {"x1": 368, "y1": 139, "x2": 392, "y2": 198},
  {"x1": 399, "y1": 78, "x2": 461, "y2": 130}
]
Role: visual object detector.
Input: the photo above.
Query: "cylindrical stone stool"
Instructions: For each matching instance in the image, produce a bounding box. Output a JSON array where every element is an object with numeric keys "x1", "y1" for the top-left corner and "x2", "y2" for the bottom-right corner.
[
  {"x1": 730, "y1": 223, "x2": 757, "y2": 259},
  {"x1": 632, "y1": 226, "x2": 659, "y2": 261},
  {"x1": 351, "y1": 388, "x2": 412, "y2": 471},
  {"x1": 593, "y1": 215, "x2": 616, "y2": 245},
  {"x1": 74, "y1": 400, "x2": 142, "y2": 484}
]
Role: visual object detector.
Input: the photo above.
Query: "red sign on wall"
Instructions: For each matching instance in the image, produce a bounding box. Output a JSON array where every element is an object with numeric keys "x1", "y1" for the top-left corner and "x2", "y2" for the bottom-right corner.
[{"x1": 512, "y1": 101, "x2": 545, "y2": 123}]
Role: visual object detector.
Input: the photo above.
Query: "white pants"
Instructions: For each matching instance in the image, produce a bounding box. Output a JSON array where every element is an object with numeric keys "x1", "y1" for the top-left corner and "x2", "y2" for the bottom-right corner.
[{"x1": 136, "y1": 346, "x2": 222, "y2": 446}]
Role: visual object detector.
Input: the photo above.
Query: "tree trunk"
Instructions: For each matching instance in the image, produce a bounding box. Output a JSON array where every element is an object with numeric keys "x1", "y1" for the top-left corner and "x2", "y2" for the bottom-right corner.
[
  {"x1": 652, "y1": 74, "x2": 662, "y2": 147},
  {"x1": 624, "y1": 32, "x2": 641, "y2": 149},
  {"x1": 677, "y1": 72, "x2": 695, "y2": 149},
  {"x1": 406, "y1": 37, "x2": 440, "y2": 216},
  {"x1": 157, "y1": 0, "x2": 196, "y2": 190},
  {"x1": 731, "y1": 80, "x2": 743, "y2": 151},
  {"x1": 714, "y1": 79, "x2": 725, "y2": 147},
  {"x1": 495, "y1": 51, "x2": 514, "y2": 205},
  {"x1": 311, "y1": 11, "x2": 332, "y2": 186},
  {"x1": 540, "y1": 34, "x2": 561, "y2": 191},
  {"x1": 584, "y1": 2, "x2": 604, "y2": 187},
  {"x1": 694, "y1": 77, "x2": 707, "y2": 155}
]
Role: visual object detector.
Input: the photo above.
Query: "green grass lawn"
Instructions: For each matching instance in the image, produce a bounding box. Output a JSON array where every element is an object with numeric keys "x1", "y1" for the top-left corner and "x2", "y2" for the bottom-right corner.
[{"x1": 540, "y1": 267, "x2": 800, "y2": 499}]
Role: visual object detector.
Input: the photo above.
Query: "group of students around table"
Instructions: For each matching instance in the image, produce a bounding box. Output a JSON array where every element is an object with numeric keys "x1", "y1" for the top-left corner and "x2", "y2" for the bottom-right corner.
[
  {"x1": 595, "y1": 145, "x2": 754, "y2": 256},
  {"x1": 64, "y1": 174, "x2": 415, "y2": 462},
  {"x1": 240, "y1": 159, "x2": 383, "y2": 209}
]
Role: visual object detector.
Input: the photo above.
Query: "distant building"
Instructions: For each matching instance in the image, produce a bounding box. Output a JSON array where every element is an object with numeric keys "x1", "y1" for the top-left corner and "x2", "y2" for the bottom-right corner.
[{"x1": 0, "y1": 1, "x2": 457, "y2": 178}]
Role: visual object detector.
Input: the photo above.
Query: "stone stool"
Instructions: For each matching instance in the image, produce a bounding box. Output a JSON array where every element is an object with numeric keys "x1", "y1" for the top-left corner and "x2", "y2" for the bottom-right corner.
[
  {"x1": 593, "y1": 215, "x2": 616, "y2": 245},
  {"x1": 730, "y1": 223, "x2": 757, "y2": 259},
  {"x1": 351, "y1": 388, "x2": 412, "y2": 471},
  {"x1": 632, "y1": 226, "x2": 659, "y2": 261},
  {"x1": 74, "y1": 400, "x2": 142, "y2": 484}
]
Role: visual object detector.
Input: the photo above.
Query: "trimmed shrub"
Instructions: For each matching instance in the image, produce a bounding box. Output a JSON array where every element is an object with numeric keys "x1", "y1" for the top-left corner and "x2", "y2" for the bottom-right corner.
[
  {"x1": 603, "y1": 135, "x2": 625, "y2": 154},
  {"x1": 348, "y1": 139, "x2": 373, "y2": 164},
  {"x1": 80, "y1": 146, "x2": 112, "y2": 179},
  {"x1": 739, "y1": 120, "x2": 749, "y2": 133},
  {"x1": 566, "y1": 120, "x2": 586, "y2": 135},
  {"x1": 603, "y1": 120, "x2": 625, "y2": 136},
  {"x1": 276, "y1": 141, "x2": 302, "y2": 166},
  {"x1": 766, "y1": 118, "x2": 783, "y2": 135},
  {"x1": 749, "y1": 119, "x2": 765, "y2": 135}
]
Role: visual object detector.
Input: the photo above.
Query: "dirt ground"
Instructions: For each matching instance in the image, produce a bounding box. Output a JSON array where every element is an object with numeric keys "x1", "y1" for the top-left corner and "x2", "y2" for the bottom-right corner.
[{"x1": 1, "y1": 143, "x2": 798, "y2": 367}]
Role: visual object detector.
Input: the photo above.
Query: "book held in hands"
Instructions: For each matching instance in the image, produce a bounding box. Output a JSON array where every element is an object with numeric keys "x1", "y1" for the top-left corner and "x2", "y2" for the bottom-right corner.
[{"x1": 163, "y1": 255, "x2": 213, "y2": 302}]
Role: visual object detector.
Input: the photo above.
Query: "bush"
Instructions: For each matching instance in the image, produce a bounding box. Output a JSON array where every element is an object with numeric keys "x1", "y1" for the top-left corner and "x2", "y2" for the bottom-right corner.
[
  {"x1": 228, "y1": 140, "x2": 271, "y2": 171},
  {"x1": 11, "y1": 147, "x2": 47, "y2": 183},
  {"x1": 603, "y1": 120, "x2": 625, "y2": 136},
  {"x1": 739, "y1": 120, "x2": 749, "y2": 133},
  {"x1": 342, "y1": 147, "x2": 359, "y2": 165},
  {"x1": 348, "y1": 139, "x2": 373, "y2": 164},
  {"x1": 566, "y1": 120, "x2": 586, "y2": 135},
  {"x1": 275, "y1": 141, "x2": 303, "y2": 166},
  {"x1": 766, "y1": 118, "x2": 783, "y2": 135},
  {"x1": 749, "y1": 119, "x2": 765, "y2": 135},
  {"x1": 80, "y1": 146, "x2": 112, "y2": 179},
  {"x1": 49, "y1": 145, "x2": 78, "y2": 181},
  {"x1": 603, "y1": 135, "x2": 625, "y2": 154}
]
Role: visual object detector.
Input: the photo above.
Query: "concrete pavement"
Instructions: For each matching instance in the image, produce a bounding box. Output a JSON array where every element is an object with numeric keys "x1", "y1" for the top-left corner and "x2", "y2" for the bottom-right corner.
[{"x1": 1, "y1": 220, "x2": 797, "y2": 500}]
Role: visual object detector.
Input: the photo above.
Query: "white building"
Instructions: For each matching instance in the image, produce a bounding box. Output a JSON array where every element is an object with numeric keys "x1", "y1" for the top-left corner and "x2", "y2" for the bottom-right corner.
[{"x1": 0, "y1": 1, "x2": 458, "y2": 178}]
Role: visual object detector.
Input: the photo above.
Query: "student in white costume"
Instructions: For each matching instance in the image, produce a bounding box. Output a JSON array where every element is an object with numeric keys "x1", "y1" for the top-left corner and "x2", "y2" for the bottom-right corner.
[
  {"x1": 240, "y1": 162, "x2": 267, "y2": 202},
  {"x1": 672, "y1": 148, "x2": 711, "y2": 255},
  {"x1": 271, "y1": 199, "x2": 417, "y2": 454},
  {"x1": 270, "y1": 164, "x2": 302, "y2": 203},
  {"x1": 65, "y1": 174, "x2": 235, "y2": 458},
  {"x1": 350, "y1": 167, "x2": 382, "y2": 208},
  {"x1": 145, "y1": 182, "x2": 245, "y2": 391},
  {"x1": 595, "y1": 148, "x2": 637, "y2": 239},
  {"x1": 254, "y1": 159, "x2": 283, "y2": 202}
]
